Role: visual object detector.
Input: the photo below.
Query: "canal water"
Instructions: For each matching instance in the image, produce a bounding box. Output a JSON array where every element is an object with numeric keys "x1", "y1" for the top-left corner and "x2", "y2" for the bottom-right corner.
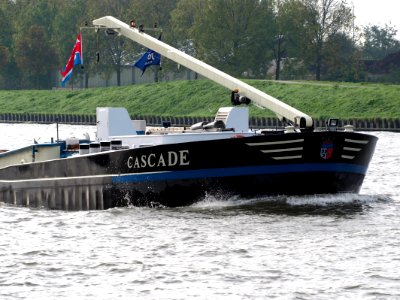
[{"x1": 0, "y1": 124, "x2": 399, "y2": 299}]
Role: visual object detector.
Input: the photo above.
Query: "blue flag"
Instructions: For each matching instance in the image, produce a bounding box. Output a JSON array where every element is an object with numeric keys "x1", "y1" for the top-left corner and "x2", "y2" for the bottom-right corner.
[
  {"x1": 134, "y1": 49, "x2": 161, "y2": 75},
  {"x1": 134, "y1": 34, "x2": 162, "y2": 75}
]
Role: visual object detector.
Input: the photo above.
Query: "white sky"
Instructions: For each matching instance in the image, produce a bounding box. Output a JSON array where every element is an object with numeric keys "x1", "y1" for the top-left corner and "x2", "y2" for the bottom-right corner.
[{"x1": 351, "y1": 0, "x2": 400, "y2": 38}]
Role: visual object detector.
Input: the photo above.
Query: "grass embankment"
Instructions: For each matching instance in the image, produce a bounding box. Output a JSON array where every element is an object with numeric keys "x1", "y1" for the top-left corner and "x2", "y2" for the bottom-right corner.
[{"x1": 0, "y1": 80, "x2": 399, "y2": 119}]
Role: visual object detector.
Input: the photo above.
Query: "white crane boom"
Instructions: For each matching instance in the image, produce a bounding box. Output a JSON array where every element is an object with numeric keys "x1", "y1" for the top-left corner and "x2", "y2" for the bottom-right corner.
[{"x1": 92, "y1": 16, "x2": 313, "y2": 129}]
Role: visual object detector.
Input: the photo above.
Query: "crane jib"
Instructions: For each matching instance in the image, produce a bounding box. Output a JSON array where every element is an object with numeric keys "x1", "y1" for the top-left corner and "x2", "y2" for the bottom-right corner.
[{"x1": 92, "y1": 16, "x2": 314, "y2": 129}]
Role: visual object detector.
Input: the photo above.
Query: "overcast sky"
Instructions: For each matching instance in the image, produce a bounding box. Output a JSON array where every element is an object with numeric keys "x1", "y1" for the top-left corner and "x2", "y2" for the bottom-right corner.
[{"x1": 351, "y1": 0, "x2": 400, "y2": 37}]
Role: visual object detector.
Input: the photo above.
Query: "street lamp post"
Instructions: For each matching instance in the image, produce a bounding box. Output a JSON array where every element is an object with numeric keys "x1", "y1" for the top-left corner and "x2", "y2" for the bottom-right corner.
[{"x1": 274, "y1": 34, "x2": 284, "y2": 80}]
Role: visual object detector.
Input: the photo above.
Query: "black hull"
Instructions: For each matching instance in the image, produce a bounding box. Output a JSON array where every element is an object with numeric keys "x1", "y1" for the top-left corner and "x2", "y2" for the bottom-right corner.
[
  {"x1": 0, "y1": 131, "x2": 377, "y2": 209},
  {"x1": 110, "y1": 172, "x2": 366, "y2": 207}
]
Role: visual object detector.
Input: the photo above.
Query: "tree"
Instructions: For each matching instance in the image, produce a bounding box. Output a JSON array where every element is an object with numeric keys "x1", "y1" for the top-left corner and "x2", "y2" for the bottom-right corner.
[
  {"x1": 0, "y1": 45, "x2": 9, "y2": 87},
  {"x1": 52, "y1": 0, "x2": 88, "y2": 87},
  {"x1": 276, "y1": 0, "x2": 311, "y2": 56},
  {"x1": 14, "y1": 26, "x2": 58, "y2": 89},
  {"x1": 363, "y1": 24, "x2": 400, "y2": 60},
  {"x1": 84, "y1": 0, "x2": 141, "y2": 86},
  {"x1": 0, "y1": 1, "x2": 17, "y2": 88},
  {"x1": 277, "y1": 0, "x2": 353, "y2": 80},
  {"x1": 323, "y1": 32, "x2": 363, "y2": 81},
  {"x1": 276, "y1": 0, "x2": 311, "y2": 79},
  {"x1": 188, "y1": 0, "x2": 275, "y2": 77},
  {"x1": 169, "y1": 0, "x2": 207, "y2": 78},
  {"x1": 130, "y1": 0, "x2": 177, "y2": 30},
  {"x1": 129, "y1": 0, "x2": 178, "y2": 81},
  {"x1": 10, "y1": 0, "x2": 59, "y2": 88},
  {"x1": 273, "y1": 35, "x2": 285, "y2": 80},
  {"x1": 0, "y1": 5, "x2": 12, "y2": 47},
  {"x1": 304, "y1": 0, "x2": 353, "y2": 80},
  {"x1": 0, "y1": 46, "x2": 9, "y2": 68},
  {"x1": 170, "y1": 0, "x2": 205, "y2": 52}
]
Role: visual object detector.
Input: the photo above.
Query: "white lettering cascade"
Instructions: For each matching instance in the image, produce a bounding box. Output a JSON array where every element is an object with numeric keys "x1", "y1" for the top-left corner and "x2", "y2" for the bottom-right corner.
[{"x1": 127, "y1": 150, "x2": 190, "y2": 169}]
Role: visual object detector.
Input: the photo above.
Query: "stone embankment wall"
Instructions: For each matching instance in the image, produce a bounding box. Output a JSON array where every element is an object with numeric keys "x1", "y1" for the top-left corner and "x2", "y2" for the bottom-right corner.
[{"x1": 0, "y1": 113, "x2": 399, "y2": 132}]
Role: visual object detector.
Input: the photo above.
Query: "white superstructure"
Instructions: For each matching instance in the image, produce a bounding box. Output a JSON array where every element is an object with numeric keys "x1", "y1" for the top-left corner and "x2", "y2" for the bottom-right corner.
[{"x1": 96, "y1": 107, "x2": 255, "y2": 148}]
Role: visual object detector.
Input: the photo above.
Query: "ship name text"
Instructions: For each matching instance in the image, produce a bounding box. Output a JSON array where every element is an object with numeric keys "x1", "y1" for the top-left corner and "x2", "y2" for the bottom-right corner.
[{"x1": 127, "y1": 150, "x2": 190, "y2": 169}]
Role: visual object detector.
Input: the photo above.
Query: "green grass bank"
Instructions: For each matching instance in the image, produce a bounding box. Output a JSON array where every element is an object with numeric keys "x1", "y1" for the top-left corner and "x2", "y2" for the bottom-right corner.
[{"x1": 0, "y1": 80, "x2": 399, "y2": 120}]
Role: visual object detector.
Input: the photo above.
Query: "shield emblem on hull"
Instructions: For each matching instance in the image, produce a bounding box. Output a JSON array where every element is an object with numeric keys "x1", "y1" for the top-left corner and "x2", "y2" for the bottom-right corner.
[{"x1": 320, "y1": 140, "x2": 333, "y2": 160}]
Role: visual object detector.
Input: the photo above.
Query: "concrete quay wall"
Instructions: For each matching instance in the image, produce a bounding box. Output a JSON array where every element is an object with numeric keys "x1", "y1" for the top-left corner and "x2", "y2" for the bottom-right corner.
[{"x1": 0, "y1": 113, "x2": 399, "y2": 132}]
